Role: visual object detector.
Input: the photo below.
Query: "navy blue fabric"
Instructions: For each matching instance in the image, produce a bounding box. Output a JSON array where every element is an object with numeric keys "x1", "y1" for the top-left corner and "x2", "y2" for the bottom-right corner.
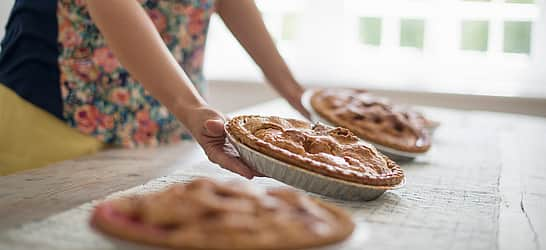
[{"x1": 0, "y1": 0, "x2": 63, "y2": 119}]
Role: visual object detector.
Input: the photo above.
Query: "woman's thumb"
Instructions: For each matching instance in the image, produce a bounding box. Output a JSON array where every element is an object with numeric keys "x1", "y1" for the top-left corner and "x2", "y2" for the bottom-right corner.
[{"x1": 204, "y1": 119, "x2": 225, "y2": 137}]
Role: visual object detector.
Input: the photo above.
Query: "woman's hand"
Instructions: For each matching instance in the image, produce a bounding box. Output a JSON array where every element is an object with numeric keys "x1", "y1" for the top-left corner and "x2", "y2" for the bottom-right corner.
[{"x1": 185, "y1": 106, "x2": 259, "y2": 179}]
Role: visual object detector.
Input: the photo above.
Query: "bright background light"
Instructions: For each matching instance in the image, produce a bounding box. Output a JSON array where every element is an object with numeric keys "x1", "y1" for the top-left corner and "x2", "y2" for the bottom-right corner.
[
  {"x1": 204, "y1": 0, "x2": 546, "y2": 97},
  {"x1": 0, "y1": 0, "x2": 544, "y2": 98}
]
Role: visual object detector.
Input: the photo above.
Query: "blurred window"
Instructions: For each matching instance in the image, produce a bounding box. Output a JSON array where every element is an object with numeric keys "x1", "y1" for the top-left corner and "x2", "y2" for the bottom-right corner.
[
  {"x1": 504, "y1": 21, "x2": 532, "y2": 53},
  {"x1": 204, "y1": 0, "x2": 546, "y2": 97},
  {"x1": 359, "y1": 17, "x2": 382, "y2": 46},
  {"x1": 461, "y1": 20, "x2": 489, "y2": 51},
  {"x1": 400, "y1": 19, "x2": 425, "y2": 49}
]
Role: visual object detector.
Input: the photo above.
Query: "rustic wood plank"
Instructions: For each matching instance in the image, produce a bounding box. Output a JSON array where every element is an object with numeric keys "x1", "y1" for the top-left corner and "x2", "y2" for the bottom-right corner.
[
  {"x1": 0, "y1": 142, "x2": 205, "y2": 230},
  {"x1": 497, "y1": 115, "x2": 546, "y2": 250}
]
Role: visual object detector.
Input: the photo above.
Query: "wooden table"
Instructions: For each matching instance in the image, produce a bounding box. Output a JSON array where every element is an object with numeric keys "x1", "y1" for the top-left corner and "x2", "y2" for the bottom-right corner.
[{"x1": 1, "y1": 99, "x2": 545, "y2": 250}]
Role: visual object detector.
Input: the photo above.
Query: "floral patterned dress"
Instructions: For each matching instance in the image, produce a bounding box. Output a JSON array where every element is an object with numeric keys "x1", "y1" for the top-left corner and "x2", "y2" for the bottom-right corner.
[{"x1": 57, "y1": 0, "x2": 215, "y2": 148}]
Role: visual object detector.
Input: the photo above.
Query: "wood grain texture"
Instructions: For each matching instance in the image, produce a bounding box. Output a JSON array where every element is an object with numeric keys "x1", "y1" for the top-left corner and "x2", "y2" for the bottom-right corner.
[
  {"x1": 0, "y1": 99, "x2": 545, "y2": 250},
  {"x1": 0, "y1": 142, "x2": 204, "y2": 230}
]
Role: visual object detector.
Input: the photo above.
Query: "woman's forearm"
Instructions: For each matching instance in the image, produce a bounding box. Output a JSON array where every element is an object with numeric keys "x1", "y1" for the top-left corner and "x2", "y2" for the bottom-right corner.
[
  {"x1": 86, "y1": 1, "x2": 257, "y2": 179},
  {"x1": 86, "y1": 0, "x2": 207, "y2": 126},
  {"x1": 216, "y1": 0, "x2": 305, "y2": 101}
]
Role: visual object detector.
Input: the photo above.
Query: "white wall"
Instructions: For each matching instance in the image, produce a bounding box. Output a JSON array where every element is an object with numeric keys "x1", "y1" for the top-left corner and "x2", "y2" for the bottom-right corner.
[{"x1": 0, "y1": 0, "x2": 14, "y2": 39}]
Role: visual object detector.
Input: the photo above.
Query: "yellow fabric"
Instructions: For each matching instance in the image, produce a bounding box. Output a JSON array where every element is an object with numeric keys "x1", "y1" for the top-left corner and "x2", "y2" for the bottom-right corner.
[{"x1": 0, "y1": 84, "x2": 105, "y2": 175}]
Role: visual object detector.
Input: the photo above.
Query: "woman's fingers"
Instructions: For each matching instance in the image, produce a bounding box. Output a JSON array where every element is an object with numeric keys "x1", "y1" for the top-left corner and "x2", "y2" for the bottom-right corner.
[
  {"x1": 208, "y1": 145, "x2": 255, "y2": 179},
  {"x1": 193, "y1": 110, "x2": 265, "y2": 179},
  {"x1": 185, "y1": 106, "x2": 259, "y2": 179},
  {"x1": 203, "y1": 138, "x2": 256, "y2": 179},
  {"x1": 204, "y1": 119, "x2": 226, "y2": 137}
]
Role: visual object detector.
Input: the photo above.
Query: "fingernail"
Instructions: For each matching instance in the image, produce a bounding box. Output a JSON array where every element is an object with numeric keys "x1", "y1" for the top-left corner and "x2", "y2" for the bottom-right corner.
[{"x1": 245, "y1": 172, "x2": 254, "y2": 179}]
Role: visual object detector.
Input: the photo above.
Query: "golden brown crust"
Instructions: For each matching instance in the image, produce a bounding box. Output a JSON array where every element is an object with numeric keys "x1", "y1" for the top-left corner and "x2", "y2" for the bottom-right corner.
[
  {"x1": 310, "y1": 88, "x2": 431, "y2": 153},
  {"x1": 91, "y1": 179, "x2": 355, "y2": 250},
  {"x1": 226, "y1": 115, "x2": 404, "y2": 187}
]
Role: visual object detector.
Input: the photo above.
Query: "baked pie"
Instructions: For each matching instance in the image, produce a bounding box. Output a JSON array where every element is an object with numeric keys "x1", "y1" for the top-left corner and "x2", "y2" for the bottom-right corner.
[
  {"x1": 310, "y1": 88, "x2": 431, "y2": 153},
  {"x1": 226, "y1": 115, "x2": 404, "y2": 187},
  {"x1": 91, "y1": 178, "x2": 354, "y2": 250}
]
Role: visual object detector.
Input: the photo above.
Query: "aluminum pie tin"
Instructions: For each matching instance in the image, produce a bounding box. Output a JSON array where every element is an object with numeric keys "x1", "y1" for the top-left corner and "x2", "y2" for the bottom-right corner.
[
  {"x1": 301, "y1": 89, "x2": 428, "y2": 161},
  {"x1": 225, "y1": 130, "x2": 405, "y2": 201}
]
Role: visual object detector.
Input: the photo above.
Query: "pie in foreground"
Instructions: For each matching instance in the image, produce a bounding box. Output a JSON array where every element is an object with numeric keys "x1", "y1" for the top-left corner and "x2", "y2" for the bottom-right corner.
[
  {"x1": 91, "y1": 178, "x2": 354, "y2": 250},
  {"x1": 310, "y1": 88, "x2": 431, "y2": 153},
  {"x1": 226, "y1": 115, "x2": 404, "y2": 187}
]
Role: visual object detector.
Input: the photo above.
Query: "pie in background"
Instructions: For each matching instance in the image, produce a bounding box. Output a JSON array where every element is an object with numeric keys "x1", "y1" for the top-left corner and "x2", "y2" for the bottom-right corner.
[
  {"x1": 226, "y1": 115, "x2": 404, "y2": 187},
  {"x1": 91, "y1": 178, "x2": 354, "y2": 250},
  {"x1": 310, "y1": 88, "x2": 431, "y2": 153}
]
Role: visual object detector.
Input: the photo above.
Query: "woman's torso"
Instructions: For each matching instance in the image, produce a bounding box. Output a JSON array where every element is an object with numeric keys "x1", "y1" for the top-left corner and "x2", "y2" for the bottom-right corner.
[{"x1": 0, "y1": 0, "x2": 215, "y2": 147}]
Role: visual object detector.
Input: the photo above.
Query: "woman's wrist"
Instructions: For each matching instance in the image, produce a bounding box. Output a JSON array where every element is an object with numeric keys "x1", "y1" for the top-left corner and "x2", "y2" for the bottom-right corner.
[
  {"x1": 274, "y1": 77, "x2": 303, "y2": 101},
  {"x1": 265, "y1": 68, "x2": 304, "y2": 100},
  {"x1": 170, "y1": 97, "x2": 209, "y2": 128},
  {"x1": 285, "y1": 81, "x2": 304, "y2": 100}
]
